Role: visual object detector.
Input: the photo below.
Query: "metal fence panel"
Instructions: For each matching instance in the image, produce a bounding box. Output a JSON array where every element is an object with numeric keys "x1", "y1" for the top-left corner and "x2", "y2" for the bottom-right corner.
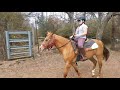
[{"x1": 5, "y1": 31, "x2": 33, "y2": 60}]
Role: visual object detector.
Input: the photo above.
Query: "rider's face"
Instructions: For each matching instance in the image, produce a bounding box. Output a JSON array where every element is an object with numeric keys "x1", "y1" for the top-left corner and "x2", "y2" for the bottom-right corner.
[{"x1": 78, "y1": 20, "x2": 83, "y2": 25}]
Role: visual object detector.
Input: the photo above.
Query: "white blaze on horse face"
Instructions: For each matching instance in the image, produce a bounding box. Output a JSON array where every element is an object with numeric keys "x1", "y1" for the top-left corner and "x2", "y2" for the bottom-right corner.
[{"x1": 40, "y1": 44, "x2": 45, "y2": 51}]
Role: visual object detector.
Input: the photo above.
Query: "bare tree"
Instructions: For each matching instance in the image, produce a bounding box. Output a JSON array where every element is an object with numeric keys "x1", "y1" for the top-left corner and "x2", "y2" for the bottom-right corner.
[
  {"x1": 96, "y1": 12, "x2": 120, "y2": 40},
  {"x1": 83, "y1": 12, "x2": 86, "y2": 20},
  {"x1": 98, "y1": 12, "x2": 103, "y2": 22},
  {"x1": 110, "y1": 16, "x2": 116, "y2": 50},
  {"x1": 65, "y1": 12, "x2": 75, "y2": 33}
]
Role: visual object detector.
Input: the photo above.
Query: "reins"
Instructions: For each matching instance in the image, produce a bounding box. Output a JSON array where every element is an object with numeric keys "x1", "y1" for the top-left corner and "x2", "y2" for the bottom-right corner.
[
  {"x1": 51, "y1": 39, "x2": 72, "y2": 50},
  {"x1": 45, "y1": 31, "x2": 72, "y2": 50}
]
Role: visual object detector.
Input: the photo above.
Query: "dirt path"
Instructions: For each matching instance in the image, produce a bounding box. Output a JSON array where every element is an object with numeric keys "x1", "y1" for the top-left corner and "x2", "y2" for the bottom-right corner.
[{"x1": 0, "y1": 46, "x2": 120, "y2": 78}]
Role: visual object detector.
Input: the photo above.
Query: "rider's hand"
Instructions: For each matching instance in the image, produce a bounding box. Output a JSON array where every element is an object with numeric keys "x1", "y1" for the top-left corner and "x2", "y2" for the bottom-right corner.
[{"x1": 69, "y1": 35, "x2": 74, "y2": 39}]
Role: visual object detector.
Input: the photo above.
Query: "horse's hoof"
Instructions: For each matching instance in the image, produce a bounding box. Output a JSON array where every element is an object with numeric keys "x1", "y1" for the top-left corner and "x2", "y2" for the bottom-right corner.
[
  {"x1": 96, "y1": 76, "x2": 100, "y2": 78},
  {"x1": 92, "y1": 69, "x2": 95, "y2": 77},
  {"x1": 78, "y1": 75, "x2": 81, "y2": 78},
  {"x1": 92, "y1": 75, "x2": 95, "y2": 77},
  {"x1": 96, "y1": 74, "x2": 102, "y2": 78}
]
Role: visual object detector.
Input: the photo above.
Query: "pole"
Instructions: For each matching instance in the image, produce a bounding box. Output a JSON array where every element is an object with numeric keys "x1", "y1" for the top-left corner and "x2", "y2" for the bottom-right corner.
[{"x1": 35, "y1": 18, "x2": 39, "y2": 53}]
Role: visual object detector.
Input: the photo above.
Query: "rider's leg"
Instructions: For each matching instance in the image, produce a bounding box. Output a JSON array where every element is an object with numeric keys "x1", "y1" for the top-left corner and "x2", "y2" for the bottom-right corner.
[{"x1": 78, "y1": 38, "x2": 87, "y2": 61}]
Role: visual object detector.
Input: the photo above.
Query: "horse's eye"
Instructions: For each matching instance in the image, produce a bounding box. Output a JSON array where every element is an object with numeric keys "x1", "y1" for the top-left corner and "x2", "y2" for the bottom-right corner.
[{"x1": 45, "y1": 39, "x2": 48, "y2": 41}]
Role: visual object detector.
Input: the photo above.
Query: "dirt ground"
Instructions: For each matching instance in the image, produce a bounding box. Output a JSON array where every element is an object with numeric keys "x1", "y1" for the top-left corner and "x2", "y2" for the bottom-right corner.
[{"x1": 0, "y1": 46, "x2": 120, "y2": 78}]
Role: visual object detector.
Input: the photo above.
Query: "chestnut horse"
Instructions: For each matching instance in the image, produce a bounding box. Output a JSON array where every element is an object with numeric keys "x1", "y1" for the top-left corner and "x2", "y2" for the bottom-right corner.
[{"x1": 40, "y1": 32, "x2": 110, "y2": 78}]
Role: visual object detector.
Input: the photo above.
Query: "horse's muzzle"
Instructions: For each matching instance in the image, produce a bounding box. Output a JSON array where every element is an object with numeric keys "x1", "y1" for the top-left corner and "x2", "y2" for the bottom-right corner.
[{"x1": 40, "y1": 44, "x2": 45, "y2": 51}]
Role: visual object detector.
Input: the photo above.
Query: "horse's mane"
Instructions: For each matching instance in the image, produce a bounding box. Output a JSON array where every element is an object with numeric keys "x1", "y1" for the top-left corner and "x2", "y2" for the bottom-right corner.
[{"x1": 55, "y1": 34, "x2": 70, "y2": 42}]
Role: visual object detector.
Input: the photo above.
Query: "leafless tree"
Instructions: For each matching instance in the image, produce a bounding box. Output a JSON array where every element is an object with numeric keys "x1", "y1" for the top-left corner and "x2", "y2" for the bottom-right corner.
[
  {"x1": 96, "y1": 12, "x2": 120, "y2": 40},
  {"x1": 110, "y1": 16, "x2": 116, "y2": 50},
  {"x1": 65, "y1": 12, "x2": 75, "y2": 33}
]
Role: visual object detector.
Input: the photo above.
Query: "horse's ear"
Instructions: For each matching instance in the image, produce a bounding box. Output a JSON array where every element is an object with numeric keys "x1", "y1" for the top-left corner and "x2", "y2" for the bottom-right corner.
[
  {"x1": 47, "y1": 31, "x2": 52, "y2": 34},
  {"x1": 51, "y1": 32, "x2": 54, "y2": 36},
  {"x1": 46, "y1": 31, "x2": 54, "y2": 36},
  {"x1": 46, "y1": 31, "x2": 50, "y2": 35}
]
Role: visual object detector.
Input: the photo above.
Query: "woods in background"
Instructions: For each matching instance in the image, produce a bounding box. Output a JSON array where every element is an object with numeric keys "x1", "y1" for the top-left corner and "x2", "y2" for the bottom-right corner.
[{"x1": 0, "y1": 12, "x2": 120, "y2": 51}]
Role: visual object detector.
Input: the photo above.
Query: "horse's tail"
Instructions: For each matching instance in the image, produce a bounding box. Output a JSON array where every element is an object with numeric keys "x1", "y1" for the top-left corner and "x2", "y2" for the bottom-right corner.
[{"x1": 103, "y1": 46, "x2": 110, "y2": 61}]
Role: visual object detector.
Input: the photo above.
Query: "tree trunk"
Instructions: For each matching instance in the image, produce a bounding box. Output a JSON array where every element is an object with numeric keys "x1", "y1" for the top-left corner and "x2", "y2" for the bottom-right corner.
[
  {"x1": 35, "y1": 19, "x2": 38, "y2": 45},
  {"x1": 83, "y1": 12, "x2": 86, "y2": 20},
  {"x1": 0, "y1": 21, "x2": 7, "y2": 60},
  {"x1": 66, "y1": 12, "x2": 75, "y2": 34},
  {"x1": 96, "y1": 12, "x2": 114, "y2": 40},
  {"x1": 110, "y1": 16, "x2": 116, "y2": 50},
  {"x1": 118, "y1": 15, "x2": 120, "y2": 25},
  {"x1": 98, "y1": 12, "x2": 103, "y2": 22}
]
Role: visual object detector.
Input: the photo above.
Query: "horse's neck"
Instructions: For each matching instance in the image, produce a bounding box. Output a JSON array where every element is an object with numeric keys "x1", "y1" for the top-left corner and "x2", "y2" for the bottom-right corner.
[{"x1": 54, "y1": 34, "x2": 69, "y2": 53}]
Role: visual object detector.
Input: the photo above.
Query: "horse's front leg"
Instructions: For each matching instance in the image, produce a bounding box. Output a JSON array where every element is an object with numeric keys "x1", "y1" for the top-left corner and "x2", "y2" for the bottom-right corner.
[
  {"x1": 71, "y1": 62, "x2": 81, "y2": 78},
  {"x1": 64, "y1": 62, "x2": 72, "y2": 78}
]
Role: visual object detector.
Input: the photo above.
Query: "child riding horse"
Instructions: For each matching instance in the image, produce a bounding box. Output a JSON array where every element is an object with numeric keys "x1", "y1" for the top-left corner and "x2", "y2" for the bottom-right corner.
[{"x1": 40, "y1": 32, "x2": 110, "y2": 78}]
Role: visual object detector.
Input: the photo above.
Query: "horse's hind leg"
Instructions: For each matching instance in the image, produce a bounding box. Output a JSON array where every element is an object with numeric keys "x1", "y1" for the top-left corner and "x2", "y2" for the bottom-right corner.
[
  {"x1": 71, "y1": 62, "x2": 81, "y2": 78},
  {"x1": 64, "y1": 62, "x2": 72, "y2": 78},
  {"x1": 96, "y1": 55, "x2": 103, "y2": 78},
  {"x1": 89, "y1": 57, "x2": 97, "y2": 77}
]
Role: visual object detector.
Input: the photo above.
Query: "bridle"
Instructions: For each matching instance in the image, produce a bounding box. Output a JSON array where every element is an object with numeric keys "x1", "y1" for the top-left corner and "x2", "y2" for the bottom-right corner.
[
  {"x1": 42, "y1": 34, "x2": 72, "y2": 50},
  {"x1": 42, "y1": 34, "x2": 55, "y2": 50}
]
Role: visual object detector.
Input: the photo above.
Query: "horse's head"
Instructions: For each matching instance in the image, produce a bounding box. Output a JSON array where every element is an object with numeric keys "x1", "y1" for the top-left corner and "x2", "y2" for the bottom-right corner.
[{"x1": 40, "y1": 32, "x2": 55, "y2": 51}]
